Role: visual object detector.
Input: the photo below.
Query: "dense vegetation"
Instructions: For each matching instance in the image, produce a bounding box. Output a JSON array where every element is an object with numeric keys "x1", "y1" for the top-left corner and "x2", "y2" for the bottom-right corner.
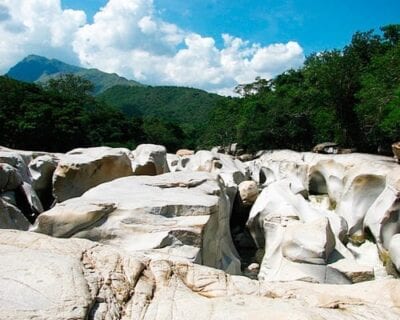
[
  {"x1": 1, "y1": 25, "x2": 399, "y2": 153},
  {"x1": 98, "y1": 85, "x2": 224, "y2": 145},
  {"x1": 201, "y1": 25, "x2": 400, "y2": 153},
  {"x1": 0, "y1": 75, "x2": 185, "y2": 152}
]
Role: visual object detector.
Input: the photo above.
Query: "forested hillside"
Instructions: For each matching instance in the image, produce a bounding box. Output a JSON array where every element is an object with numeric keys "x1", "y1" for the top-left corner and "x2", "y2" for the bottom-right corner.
[
  {"x1": 202, "y1": 25, "x2": 400, "y2": 153},
  {"x1": 98, "y1": 85, "x2": 224, "y2": 144},
  {"x1": 0, "y1": 75, "x2": 187, "y2": 152},
  {"x1": 1, "y1": 25, "x2": 399, "y2": 154}
]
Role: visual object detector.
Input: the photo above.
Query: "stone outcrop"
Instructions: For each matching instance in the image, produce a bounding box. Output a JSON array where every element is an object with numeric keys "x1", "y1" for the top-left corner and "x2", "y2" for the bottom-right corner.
[
  {"x1": 0, "y1": 198, "x2": 30, "y2": 230},
  {"x1": 53, "y1": 147, "x2": 133, "y2": 202},
  {"x1": 1, "y1": 229, "x2": 400, "y2": 320},
  {"x1": 131, "y1": 144, "x2": 169, "y2": 175},
  {"x1": 246, "y1": 150, "x2": 400, "y2": 282},
  {"x1": 29, "y1": 154, "x2": 58, "y2": 208},
  {"x1": 0, "y1": 149, "x2": 45, "y2": 225},
  {"x1": 1, "y1": 144, "x2": 400, "y2": 319},
  {"x1": 238, "y1": 180, "x2": 259, "y2": 205},
  {"x1": 33, "y1": 171, "x2": 241, "y2": 274}
]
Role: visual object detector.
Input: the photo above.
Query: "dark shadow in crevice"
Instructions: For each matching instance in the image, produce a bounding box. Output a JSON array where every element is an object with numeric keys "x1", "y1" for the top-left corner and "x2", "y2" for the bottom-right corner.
[{"x1": 230, "y1": 192, "x2": 258, "y2": 276}]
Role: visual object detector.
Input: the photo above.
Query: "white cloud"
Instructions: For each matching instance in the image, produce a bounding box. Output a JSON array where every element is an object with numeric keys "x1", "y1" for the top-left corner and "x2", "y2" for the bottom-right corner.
[
  {"x1": 0, "y1": 0, "x2": 86, "y2": 71},
  {"x1": 0, "y1": 0, "x2": 305, "y2": 95}
]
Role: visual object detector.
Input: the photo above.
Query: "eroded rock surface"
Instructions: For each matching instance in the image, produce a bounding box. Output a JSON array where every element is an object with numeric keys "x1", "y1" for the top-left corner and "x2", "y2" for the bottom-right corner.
[
  {"x1": 53, "y1": 147, "x2": 133, "y2": 202},
  {"x1": 131, "y1": 144, "x2": 169, "y2": 176},
  {"x1": 1, "y1": 145, "x2": 400, "y2": 319},
  {"x1": 246, "y1": 150, "x2": 400, "y2": 282},
  {"x1": 34, "y1": 171, "x2": 241, "y2": 274},
  {"x1": 1, "y1": 230, "x2": 400, "y2": 320}
]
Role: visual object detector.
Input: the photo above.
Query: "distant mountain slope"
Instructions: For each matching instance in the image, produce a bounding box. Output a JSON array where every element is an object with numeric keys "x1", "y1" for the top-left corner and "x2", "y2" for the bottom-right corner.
[
  {"x1": 6, "y1": 55, "x2": 143, "y2": 94},
  {"x1": 98, "y1": 85, "x2": 226, "y2": 126},
  {"x1": 6, "y1": 55, "x2": 82, "y2": 82}
]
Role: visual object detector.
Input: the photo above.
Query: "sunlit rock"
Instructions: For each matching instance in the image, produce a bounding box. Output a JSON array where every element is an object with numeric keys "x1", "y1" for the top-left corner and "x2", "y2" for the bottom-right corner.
[
  {"x1": 131, "y1": 144, "x2": 169, "y2": 175},
  {"x1": 53, "y1": 147, "x2": 133, "y2": 202}
]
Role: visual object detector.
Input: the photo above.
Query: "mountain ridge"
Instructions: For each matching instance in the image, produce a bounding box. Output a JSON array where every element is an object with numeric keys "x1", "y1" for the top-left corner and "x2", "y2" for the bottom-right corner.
[{"x1": 6, "y1": 55, "x2": 143, "y2": 95}]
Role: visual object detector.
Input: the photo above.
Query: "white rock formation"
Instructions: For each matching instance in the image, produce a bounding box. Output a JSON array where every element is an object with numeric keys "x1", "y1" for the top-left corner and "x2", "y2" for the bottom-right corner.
[
  {"x1": 29, "y1": 154, "x2": 58, "y2": 207},
  {"x1": 131, "y1": 144, "x2": 169, "y2": 175},
  {"x1": 246, "y1": 150, "x2": 400, "y2": 281},
  {"x1": 53, "y1": 147, "x2": 133, "y2": 202},
  {"x1": 1, "y1": 229, "x2": 400, "y2": 320},
  {"x1": 183, "y1": 150, "x2": 249, "y2": 206},
  {"x1": 0, "y1": 150, "x2": 44, "y2": 224},
  {"x1": 2, "y1": 145, "x2": 400, "y2": 319},
  {"x1": 33, "y1": 171, "x2": 241, "y2": 274},
  {"x1": 282, "y1": 218, "x2": 336, "y2": 265},
  {"x1": 389, "y1": 234, "x2": 400, "y2": 272}
]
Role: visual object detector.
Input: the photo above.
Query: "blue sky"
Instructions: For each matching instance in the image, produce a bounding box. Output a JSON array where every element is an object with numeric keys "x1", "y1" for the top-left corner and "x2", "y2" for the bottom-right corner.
[
  {"x1": 1, "y1": 0, "x2": 399, "y2": 94},
  {"x1": 63, "y1": 0, "x2": 400, "y2": 55}
]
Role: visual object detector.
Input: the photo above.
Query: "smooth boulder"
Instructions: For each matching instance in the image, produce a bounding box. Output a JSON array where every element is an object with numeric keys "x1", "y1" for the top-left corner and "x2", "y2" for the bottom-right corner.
[
  {"x1": 53, "y1": 147, "x2": 133, "y2": 202},
  {"x1": 131, "y1": 144, "x2": 169, "y2": 175}
]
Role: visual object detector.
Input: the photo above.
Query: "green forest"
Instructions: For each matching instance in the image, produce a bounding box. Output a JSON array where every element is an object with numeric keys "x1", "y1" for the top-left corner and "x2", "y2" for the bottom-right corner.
[
  {"x1": 202, "y1": 24, "x2": 400, "y2": 153},
  {"x1": 1, "y1": 25, "x2": 399, "y2": 153}
]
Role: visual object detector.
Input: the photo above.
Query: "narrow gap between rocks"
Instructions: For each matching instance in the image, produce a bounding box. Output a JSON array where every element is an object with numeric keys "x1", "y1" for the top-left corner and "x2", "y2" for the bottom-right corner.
[{"x1": 230, "y1": 192, "x2": 258, "y2": 278}]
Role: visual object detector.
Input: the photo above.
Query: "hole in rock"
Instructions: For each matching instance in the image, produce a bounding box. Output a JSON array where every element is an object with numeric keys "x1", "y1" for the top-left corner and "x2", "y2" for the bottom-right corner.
[
  {"x1": 309, "y1": 171, "x2": 328, "y2": 195},
  {"x1": 308, "y1": 171, "x2": 337, "y2": 210},
  {"x1": 230, "y1": 191, "x2": 258, "y2": 278}
]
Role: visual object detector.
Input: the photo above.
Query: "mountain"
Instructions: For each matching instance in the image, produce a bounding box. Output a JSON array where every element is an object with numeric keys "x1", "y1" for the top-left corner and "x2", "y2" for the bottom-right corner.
[
  {"x1": 6, "y1": 55, "x2": 226, "y2": 139},
  {"x1": 6, "y1": 55, "x2": 143, "y2": 94},
  {"x1": 98, "y1": 85, "x2": 226, "y2": 128}
]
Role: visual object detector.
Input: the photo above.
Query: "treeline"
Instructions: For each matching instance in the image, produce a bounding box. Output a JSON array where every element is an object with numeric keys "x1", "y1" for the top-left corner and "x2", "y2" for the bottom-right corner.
[
  {"x1": 0, "y1": 75, "x2": 185, "y2": 152},
  {"x1": 200, "y1": 24, "x2": 400, "y2": 153},
  {"x1": 1, "y1": 25, "x2": 399, "y2": 154}
]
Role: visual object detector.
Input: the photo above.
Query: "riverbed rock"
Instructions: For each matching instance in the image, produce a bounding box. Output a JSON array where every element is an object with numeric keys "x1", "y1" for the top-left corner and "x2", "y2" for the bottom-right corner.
[
  {"x1": 0, "y1": 163, "x2": 23, "y2": 191},
  {"x1": 52, "y1": 147, "x2": 133, "y2": 202},
  {"x1": 0, "y1": 198, "x2": 30, "y2": 230},
  {"x1": 282, "y1": 218, "x2": 336, "y2": 265},
  {"x1": 29, "y1": 154, "x2": 58, "y2": 208},
  {"x1": 389, "y1": 234, "x2": 400, "y2": 273},
  {"x1": 131, "y1": 144, "x2": 169, "y2": 175},
  {"x1": 238, "y1": 180, "x2": 259, "y2": 206},
  {"x1": 2, "y1": 229, "x2": 400, "y2": 320},
  {"x1": 33, "y1": 171, "x2": 241, "y2": 274}
]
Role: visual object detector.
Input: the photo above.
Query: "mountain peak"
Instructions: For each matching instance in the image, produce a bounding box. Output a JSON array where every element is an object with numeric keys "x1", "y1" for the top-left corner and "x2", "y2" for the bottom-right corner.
[
  {"x1": 6, "y1": 54, "x2": 82, "y2": 83},
  {"x1": 6, "y1": 55, "x2": 143, "y2": 94}
]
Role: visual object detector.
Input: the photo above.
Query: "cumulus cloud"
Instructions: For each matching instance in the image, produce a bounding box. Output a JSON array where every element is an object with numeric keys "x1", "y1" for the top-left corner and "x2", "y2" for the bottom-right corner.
[
  {"x1": 0, "y1": 0, "x2": 86, "y2": 71},
  {"x1": 0, "y1": 0, "x2": 305, "y2": 94}
]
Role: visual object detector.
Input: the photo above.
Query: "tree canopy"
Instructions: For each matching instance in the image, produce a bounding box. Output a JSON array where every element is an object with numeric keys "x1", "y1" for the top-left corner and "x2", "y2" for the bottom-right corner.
[
  {"x1": 199, "y1": 24, "x2": 400, "y2": 153},
  {"x1": 1, "y1": 24, "x2": 399, "y2": 154}
]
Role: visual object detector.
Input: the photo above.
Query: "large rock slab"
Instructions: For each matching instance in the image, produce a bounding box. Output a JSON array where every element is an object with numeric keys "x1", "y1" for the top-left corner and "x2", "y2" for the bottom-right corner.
[
  {"x1": 389, "y1": 234, "x2": 400, "y2": 273},
  {"x1": 34, "y1": 171, "x2": 241, "y2": 274},
  {"x1": 53, "y1": 147, "x2": 133, "y2": 202},
  {"x1": 0, "y1": 229, "x2": 144, "y2": 320},
  {"x1": 282, "y1": 218, "x2": 336, "y2": 265},
  {"x1": 1, "y1": 229, "x2": 400, "y2": 320}
]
